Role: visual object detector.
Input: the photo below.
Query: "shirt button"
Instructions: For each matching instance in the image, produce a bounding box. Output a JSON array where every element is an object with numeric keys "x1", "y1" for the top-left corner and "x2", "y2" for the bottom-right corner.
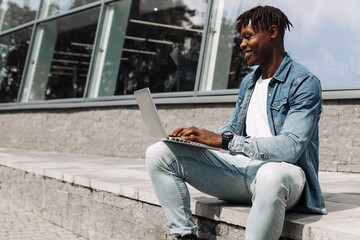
[
  {"x1": 250, "y1": 152, "x2": 254, "y2": 156},
  {"x1": 268, "y1": 93, "x2": 271, "y2": 96}
]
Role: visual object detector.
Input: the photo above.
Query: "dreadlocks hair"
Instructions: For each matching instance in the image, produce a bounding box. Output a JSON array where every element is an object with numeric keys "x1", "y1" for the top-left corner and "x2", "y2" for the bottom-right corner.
[{"x1": 236, "y1": 6, "x2": 293, "y2": 38}]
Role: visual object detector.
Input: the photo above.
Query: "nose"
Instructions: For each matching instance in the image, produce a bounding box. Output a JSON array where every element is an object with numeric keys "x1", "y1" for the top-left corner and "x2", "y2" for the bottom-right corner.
[{"x1": 240, "y1": 38, "x2": 246, "y2": 50}]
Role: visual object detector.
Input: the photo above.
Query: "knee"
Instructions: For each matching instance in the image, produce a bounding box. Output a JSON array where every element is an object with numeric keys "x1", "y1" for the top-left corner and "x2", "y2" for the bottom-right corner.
[
  {"x1": 253, "y1": 163, "x2": 292, "y2": 199},
  {"x1": 145, "y1": 141, "x2": 173, "y2": 171},
  {"x1": 253, "y1": 162, "x2": 305, "y2": 209},
  {"x1": 146, "y1": 141, "x2": 164, "y2": 159},
  {"x1": 256, "y1": 163, "x2": 287, "y2": 187}
]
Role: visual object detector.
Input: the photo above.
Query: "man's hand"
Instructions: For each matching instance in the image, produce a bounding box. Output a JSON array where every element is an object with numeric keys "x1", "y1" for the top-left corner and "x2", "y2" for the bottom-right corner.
[{"x1": 169, "y1": 126, "x2": 222, "y2": 148}]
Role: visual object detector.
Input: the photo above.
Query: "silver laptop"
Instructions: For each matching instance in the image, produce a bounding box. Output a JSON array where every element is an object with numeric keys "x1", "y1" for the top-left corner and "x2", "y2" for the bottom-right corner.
[{"x1": 134, "y1": 88, "x2": 219, "y2": 150}]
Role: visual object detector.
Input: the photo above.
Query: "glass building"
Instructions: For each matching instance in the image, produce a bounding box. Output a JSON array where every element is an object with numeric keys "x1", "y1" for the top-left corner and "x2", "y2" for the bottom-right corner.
[{"x1": 0, "y1": 0, "x2": 359, "y2": 105}]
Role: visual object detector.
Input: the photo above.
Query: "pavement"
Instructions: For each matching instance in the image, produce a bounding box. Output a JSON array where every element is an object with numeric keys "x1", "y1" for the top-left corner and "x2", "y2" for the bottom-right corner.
[
  {"x1": 0, "y1": 148, "x2": 359, "y2": 239},
  {"x1": 0, "y1": 198, "x2": 87, "y2": 240}
]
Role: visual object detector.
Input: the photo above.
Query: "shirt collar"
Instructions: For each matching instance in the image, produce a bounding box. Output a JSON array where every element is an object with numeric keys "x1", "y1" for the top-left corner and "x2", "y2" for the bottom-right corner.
[{"x1": 250, "y1": 53, "x2": 293, "y2": 83}]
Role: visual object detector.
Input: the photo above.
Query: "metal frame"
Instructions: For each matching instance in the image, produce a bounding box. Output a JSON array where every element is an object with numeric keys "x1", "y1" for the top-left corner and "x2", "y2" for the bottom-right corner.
[
  {"x1": 193, "y1": 0, "x2": 214, "y2": 97},
  {"x1": 16, "y1": 0, "x2": 44, "y2": 103},
  {"x1": 0, "y1": 0, "x2": 359, "y2": 111},
  {"x1": 0, "y1": 22, "x2": 36, "y2": 37},
  {"x1": 83, "y1": 1, "x2": 106, "y2": 100}
]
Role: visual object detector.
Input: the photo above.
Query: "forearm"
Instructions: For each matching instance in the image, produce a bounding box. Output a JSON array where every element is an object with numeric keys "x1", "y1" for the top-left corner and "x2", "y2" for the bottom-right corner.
[
  {"x1": 213, "y1": 125, "x2": 234, "y2": 135},
  {"x1": 229, "y1": 134, "x2": 305, "y2": 162}
]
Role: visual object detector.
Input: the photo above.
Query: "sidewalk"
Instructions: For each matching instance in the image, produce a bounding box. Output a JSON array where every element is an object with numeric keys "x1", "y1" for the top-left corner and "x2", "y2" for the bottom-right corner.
[
  {"x1": 0, "y1": 148, "x2": 359, "y2": 239},
  {"x1": 0, "y1": 198, "x2": 86, "y2": 240}
]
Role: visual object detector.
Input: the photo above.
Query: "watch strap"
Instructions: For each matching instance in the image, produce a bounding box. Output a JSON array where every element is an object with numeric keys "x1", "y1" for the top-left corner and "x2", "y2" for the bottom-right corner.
[{"x1": 221, "y1": 132, "x2": 234, "y2": 150}]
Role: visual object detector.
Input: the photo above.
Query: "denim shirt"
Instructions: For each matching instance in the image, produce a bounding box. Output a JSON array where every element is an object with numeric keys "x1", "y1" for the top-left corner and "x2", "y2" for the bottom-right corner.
[{"x1": 214, "y1": 53, "x2": 326, "y2": 214}]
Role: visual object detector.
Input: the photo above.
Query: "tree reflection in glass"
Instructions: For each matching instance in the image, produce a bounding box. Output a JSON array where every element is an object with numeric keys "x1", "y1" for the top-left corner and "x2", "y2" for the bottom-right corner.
[
  {"x1": 0, "y1": 0, "x2": 39, "y2": 32},
  {"x1": 44, "y1": 8, "x2": 100, "y2": 100},
  {"x1": 0, "y1": 27, "x2": 32, "y2": 103},
  {"x1": 39, "y1": 0, "x2": 99, "y2": 18},
  {"x1": 20, "y1": 7, "x2": 100, "y2": 102},
  {"x1": 114, "y1": 0, "x2": 208, "y2": 95}
]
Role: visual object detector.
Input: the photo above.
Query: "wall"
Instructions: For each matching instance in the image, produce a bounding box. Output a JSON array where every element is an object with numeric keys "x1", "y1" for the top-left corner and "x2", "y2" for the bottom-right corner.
[
  {"x1": 320, "y1": 100, "x2": 360, "y2": 173},
  {"x1": 0, "y1": 166, "x2": 247, "y2": 240},
  {"x1": 0, "y1": 99, "x2": 359, "y2": 173}
]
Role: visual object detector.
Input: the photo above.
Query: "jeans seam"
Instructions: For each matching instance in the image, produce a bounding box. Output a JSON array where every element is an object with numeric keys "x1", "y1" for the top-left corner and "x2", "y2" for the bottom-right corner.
[
  {"x1": 171, "y1": 173, "x2": 192, "y2": 228},
  {"x1": 270, "y1": 183, "x2": 290, "y2": 240},
  {"x1": 270, "y1": 201, "x2": 282, "y2": 240},
  {"x1": 244, "y1": 165, "x2": 254, "y2": 196}
]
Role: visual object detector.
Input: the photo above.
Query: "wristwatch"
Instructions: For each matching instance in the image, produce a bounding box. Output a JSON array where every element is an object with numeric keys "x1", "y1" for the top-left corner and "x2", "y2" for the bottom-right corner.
[{"x1": 221, "y1": 131, "x2": 234, "y2": 150}]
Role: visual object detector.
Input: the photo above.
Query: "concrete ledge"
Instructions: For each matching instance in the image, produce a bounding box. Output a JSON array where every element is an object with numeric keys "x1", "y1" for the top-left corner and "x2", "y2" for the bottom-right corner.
[
  {"x1": 0, "y1": 90, "x2": 359, "y2": 112},
  {"x1": 0, "y1": 148, "x2": 359, "y2": 240}
]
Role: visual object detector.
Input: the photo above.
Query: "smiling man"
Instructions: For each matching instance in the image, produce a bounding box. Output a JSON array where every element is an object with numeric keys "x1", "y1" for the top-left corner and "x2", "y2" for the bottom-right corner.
[{"x1": 146, "y1": 5, "x2": 326, "y2": 240}]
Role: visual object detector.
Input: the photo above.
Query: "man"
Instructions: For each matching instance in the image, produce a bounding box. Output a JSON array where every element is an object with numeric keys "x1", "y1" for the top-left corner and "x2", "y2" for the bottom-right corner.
[{"x1": 146, "y1": 5, "x2": 326, "y2": 240}]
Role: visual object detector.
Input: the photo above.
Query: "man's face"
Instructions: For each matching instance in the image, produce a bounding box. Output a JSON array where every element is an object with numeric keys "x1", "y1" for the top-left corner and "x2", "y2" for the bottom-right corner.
[{"x1": 239, "y1": 22, "x2": 271, "y2": 66}]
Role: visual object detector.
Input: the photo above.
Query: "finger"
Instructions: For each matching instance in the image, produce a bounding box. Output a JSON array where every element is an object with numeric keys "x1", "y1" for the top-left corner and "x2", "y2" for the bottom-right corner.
[
  {"x1": 170, "y1": 128, "x2": 184, "y2": 136},
  {"x1": 181, "y1": 134, "x2": 198, "y2": 141},
  {"x1": 180, "y1": 127, "x2": 199, "y2": 136}
]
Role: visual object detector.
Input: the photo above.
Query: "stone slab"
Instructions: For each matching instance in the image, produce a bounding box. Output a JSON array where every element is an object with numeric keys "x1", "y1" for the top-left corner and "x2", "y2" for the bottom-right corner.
[{"x1": 0, "y1": 148, "x2": 359, "y2": 240}]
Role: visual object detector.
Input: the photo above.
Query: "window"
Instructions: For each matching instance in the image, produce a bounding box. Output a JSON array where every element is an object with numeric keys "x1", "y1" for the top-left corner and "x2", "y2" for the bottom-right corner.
[
  {"x1": 0, "y1": 0, "x2": 358, "y2": 107},
  {"x1": 0, "y1": 0, "x2": 40, "y2": 32},
  {"x1": 87, "y1": 0, "x2": 208, "y2": 98},
  {"x1": 38, "y1": 0, "x2": 99, "y2": 18},
  {"x1": 20, "y1": 7, "x2": 100, "y2": 102},
  {"x1": 200, "y1": 0, "x2": 360, "y2": 91},
  {"x1": 0, "y1": 27, "x2": 32, "y2": 102},
  {"x1": 200, "y1": 0, "x2": 252, "y2": 91}
]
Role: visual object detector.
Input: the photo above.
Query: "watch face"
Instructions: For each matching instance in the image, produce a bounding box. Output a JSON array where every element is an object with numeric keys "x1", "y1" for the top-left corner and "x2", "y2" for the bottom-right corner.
[{"x1": 223, "y1": 131, "x2": 233, "y2": 136}]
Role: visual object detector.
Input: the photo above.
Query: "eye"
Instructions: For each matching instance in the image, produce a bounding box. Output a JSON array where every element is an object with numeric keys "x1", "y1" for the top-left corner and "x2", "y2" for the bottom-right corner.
[
  {"x1": 245, "y1": 34, "x2": 253, "y2": 40},
  {"x1": 240, "y1": 34, "x2": 251, "y2": 41}
]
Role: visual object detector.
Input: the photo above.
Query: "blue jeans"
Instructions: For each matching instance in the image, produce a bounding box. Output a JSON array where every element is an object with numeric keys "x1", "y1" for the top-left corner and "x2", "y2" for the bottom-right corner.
[{"x1": 146, "y1": 141, "x2": 306, "y2": 239}]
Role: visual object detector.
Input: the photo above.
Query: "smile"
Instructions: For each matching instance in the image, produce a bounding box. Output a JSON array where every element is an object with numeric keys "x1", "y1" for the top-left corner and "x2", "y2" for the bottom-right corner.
[{"x1": 244, "y1": 50, "x2": 253, "y2": 59}]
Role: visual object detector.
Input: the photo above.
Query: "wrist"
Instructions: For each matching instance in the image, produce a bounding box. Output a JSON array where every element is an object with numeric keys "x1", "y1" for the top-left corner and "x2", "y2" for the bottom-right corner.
[{"x1": 215, "y1": 135, "x2": 223, "y2": 148}]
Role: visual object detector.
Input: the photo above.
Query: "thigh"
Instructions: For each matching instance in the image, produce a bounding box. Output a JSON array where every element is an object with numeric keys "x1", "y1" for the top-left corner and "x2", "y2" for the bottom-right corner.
[{"x1": 154, "y1": 141, "x2": 254, "y2": 204}]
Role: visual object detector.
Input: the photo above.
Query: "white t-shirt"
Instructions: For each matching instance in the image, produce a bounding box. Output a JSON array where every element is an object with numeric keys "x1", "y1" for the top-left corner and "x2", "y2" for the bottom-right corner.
[{"x1": 246, "y1": 77, "x2": 272, "y2": 138}]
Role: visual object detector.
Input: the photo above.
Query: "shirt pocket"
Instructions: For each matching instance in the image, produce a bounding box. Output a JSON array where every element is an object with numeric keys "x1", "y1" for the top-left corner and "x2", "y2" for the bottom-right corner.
[{"x1": 270, "y1": 97, "x2": 289, "y2": 127}]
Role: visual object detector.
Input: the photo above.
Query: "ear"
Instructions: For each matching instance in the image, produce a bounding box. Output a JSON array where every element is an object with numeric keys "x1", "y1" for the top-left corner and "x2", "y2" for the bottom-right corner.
[{"x1": 268, "y1": 25, "x2": 279, "y2": 39}]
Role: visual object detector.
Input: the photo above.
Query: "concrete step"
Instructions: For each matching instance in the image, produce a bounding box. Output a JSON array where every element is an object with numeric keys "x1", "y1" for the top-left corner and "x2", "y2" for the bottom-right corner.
[{"x1": 0, "y1": 148, "x2": 359, "y2": 240}]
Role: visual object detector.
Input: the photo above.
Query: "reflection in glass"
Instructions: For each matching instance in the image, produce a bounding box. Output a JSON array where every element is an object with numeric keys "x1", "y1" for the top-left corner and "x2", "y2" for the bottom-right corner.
[
  {"x1": 88, "y1": 0, "x2": 208, "y2": 97},
  {"x1": 21, "y1": 7, "x2": 100, "y2": 102},
  {"x1": 0, "y1": 0, "x2": 40, "y2": 32},
  {"x1": 0, "y1": 27, "x2": 32, "y2": 102},
  {"x1": 200, "y1": 0, "x2": 251, "y2": 91},
  {"x1": 39, "y1": 0, "x2": 99, "y2": 18}
]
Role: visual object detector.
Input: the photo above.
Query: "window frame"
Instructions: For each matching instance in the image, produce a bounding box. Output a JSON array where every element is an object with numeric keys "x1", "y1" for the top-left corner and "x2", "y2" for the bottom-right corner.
[{"x1": 0, "y1": 0, "x2": 358, "y2": 111}]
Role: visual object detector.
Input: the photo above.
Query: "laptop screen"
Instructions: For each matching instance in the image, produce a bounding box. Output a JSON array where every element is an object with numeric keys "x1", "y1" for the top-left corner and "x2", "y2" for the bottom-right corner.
[{"x1": 134, "y1": 88, "x2": 168, "y2": 139}]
